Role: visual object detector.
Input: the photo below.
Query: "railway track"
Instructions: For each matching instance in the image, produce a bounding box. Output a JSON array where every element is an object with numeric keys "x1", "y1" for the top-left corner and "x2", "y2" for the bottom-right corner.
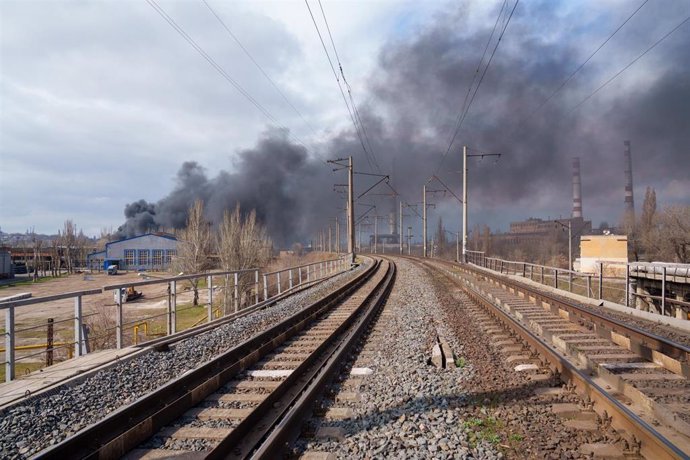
[
  {"x1": 418, "y1": 257, "x2": 690, "y2": 459},
  {"x1": 36, "y1": 257, "x2": 395, "y2": 459}
]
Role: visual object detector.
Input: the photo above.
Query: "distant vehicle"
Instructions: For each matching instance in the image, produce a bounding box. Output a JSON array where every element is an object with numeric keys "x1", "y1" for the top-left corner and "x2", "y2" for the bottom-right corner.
[
  {"x1": 114, "y1": 286, "x2": 143, "y2": 303},
  {"x1": 107, "y1": 265, "x2": 118, "y2": 275}
]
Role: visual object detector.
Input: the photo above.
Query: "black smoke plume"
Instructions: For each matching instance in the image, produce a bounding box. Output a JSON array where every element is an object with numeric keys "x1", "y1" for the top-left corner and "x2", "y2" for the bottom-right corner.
[{"x1": 119, "y1": 2, "x2": 690, "y2": 243}]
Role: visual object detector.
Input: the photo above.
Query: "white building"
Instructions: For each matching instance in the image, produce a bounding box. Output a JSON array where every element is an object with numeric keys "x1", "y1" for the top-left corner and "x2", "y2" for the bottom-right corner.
[{"x1": 87, "y1": 233, "x2": 177, "y2": 271}]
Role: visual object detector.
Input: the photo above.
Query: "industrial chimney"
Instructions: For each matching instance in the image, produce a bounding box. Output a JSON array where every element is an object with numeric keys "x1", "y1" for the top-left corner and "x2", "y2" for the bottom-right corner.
[
  {"x1": 572, "y1": 157, "x2": 582, "y2": 218},
  {"x1": 624, "y1": 140, "x2": 635, "y2": 220}
]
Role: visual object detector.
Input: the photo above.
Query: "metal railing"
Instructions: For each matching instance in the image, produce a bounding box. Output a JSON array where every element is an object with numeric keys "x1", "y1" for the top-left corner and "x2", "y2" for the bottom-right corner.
[
  {"x1": 464, "y1": 250, "x2": 689, "y2": 317},
  {"x1": 0, "y1": 256, "x2": 349, "y2": 382}
]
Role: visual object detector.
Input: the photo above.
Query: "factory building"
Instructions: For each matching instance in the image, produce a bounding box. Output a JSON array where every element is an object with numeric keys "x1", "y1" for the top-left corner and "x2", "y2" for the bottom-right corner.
[{"x1": 87, "y1": 233, "x2": 177, "y2": 271}]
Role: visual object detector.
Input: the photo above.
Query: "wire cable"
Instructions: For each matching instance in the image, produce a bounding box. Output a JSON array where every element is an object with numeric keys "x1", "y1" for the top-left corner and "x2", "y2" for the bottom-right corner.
[
  {"x1": 530, "y1": 0, "x2": 649, "y2": 116},
  {"x1": 201, "y1": 0, "x2": 320, "y2": 137},
  {"x1": 318, "y1": 0, "x2": 381, "y2": 172},
  {"x1": 569, "y1": 14, "x2": 690, "y2": 113},
  {"x1": 434, "y1": 0, "x2": 519, "y2": 176},
  {"x1": 145, "y1": 0, "x2": 311, "y2": 153},
  {"x1": 305, "y1": 0, "x2": 378, "y2": 172}
]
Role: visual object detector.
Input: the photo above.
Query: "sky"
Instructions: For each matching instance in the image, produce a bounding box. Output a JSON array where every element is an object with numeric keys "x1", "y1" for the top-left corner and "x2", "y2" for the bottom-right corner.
[{"x1": 1, "y1": 0, "x2": 689, "y2": 244}]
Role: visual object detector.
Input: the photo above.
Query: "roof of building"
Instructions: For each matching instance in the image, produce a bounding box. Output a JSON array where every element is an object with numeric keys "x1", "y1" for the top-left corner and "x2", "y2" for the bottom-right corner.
[{"x1": 105, "y1": 232, "x2": 177, "y2": 248}]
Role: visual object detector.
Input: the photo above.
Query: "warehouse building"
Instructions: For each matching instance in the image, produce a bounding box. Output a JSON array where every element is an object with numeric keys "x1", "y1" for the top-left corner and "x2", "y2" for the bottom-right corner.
[{"x1": 87, "y1": 233, "x2": 177, "y2": 271}]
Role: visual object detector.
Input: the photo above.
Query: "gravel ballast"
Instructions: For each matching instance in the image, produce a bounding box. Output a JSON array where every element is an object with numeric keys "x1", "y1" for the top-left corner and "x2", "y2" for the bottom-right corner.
[
  {"x1": 297, "y1": 258, "x2": 627, "y2": 459},
  {"x1": 0, "y1": 263, "x2": 365, "y2": 459}
]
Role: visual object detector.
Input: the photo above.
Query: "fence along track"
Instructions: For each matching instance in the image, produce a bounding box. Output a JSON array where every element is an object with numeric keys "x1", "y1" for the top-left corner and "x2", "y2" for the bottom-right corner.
[
  {"x1": 36, "y1": 257, "x2": 394, "y2": 459},
  {"x1": 419, "y1": 258, "x2": 689, "y2": 460}
]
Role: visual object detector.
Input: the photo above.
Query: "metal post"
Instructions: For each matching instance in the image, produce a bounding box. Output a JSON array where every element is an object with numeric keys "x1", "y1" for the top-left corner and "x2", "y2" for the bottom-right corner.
[
  {"x1": 407, "y1": 226, "x2": 412, "y2": 255},
  {"x1": 587, "y1": 276, "x2": 591, "y2": 298},
  {"x1": 661, "y1": 266, "x2": 667, "y2": 316},
  {"x1": 117, "y1": 287, "x2": 124, "y2": 347},
  {"x1": 374, "y1": 214, "x2": 378, "y2": 254},
  {"x1": 255, "y1": 270, "x2": 259, "y2": 304},
  {"x1": 46, "y1": 318, "x2": 54, "y2": 366},
  {"x1": 234, "y1": 272, "x2": 239, "y2": 311},
  {"x1": 171, "y1": 280, "x2": 177, "y2": 334},
  {"x1": 298, "y1": 266, "x2": 303, "y2": 286},
  {"x1": 5, "y1": 306, "x2": 15, "y2": 382},
  {"x1": 598, "y1": 263, "x2": 603, "y2": 300},
  {"x1": 74, "y1": 295, "x2": 83, "y2": 357},
  {"x1": 289, "y1": 269, "x2": 293, "y2": 290},
  {"x1": 263, "y1": 274, "x2": 268, "y2": 300},
  {"x1": 166, "y1": 282, "x2": 172, "y2": 336},
  {"x1": 456, "y1": 232, "x2": 460, "y2": 262},
  {"x1": 522, "y1": 263, "x2": 526, "y2": 278},
  {"x1": 423, "y1": 185, "x2": 427, "y2": 258},
  {"x1": 328, "y1": 225, "x2": 332, "y2": 253},
  {"x1": 207, "y1": 275, "x2": 213, "y2": 323},
  {"x1": 568, "y1": 220, "x2": 573, "y2": 291},
  {"x1": 625, "y1": 264, "x2": 630, "y2": 308},
  {"x1": 320, "y1": 262, "x2": 323, "y2": 278},
  {"x1": 277, "y1": 272, "x2": 282, "y2": 295},
  {"x1": 462, "y1": 145, "x2": 468, "y2": 263},
  {"x1": 554, "y1": 269, "x2": 558, "y2": 289},
  {"x1": 399, "y1": 200, "x2": 403, "y2": 254},
  {"x1": 307, "y1": 265, "x2": 311, "y2": 282},
  {"x1": 348, "y1": 155, "x2": 355, "y2": 263},
  {"x1": 541, "y1": 266, "x2": 544, "y2": 284}
]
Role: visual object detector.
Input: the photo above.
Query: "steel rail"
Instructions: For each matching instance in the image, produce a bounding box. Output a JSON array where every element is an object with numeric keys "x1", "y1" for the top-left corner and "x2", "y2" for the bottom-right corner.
[
  {"x1": 419, "y1": 258, "x2": 688, "y2": 460},
  {"x1": 456, "y1": 261, "x2": 690, "y2": 376},
  {"x1": 251, "y1": 258, "x2": 395, "y2": 458},
  {"x1": 208, "y1": 259, "x2": 395, "y2": 458},
  {"x1": 36, "y1": 258, "x2": 379, "y2": 459}
]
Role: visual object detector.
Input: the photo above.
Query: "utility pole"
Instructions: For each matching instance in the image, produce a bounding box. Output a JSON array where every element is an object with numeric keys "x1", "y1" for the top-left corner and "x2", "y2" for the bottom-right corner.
[
  {"x1": 348, "y1": 156, "x2": 355, "y2": 263},
  {"x1": 399, "y1": 200, "x2": 403, "y2": 254},
  {"x1": 423, "y1": 185, "x2": 427, "y2": 257},
  {"x1": 335, "y1": 216, "x2": 340, "y2": 254},
  {"x1": 374, "y1": 214, "x2": 378, "y2": 254},
  {"x1": 407, "y1": 226, "x2": 412, "y2": 255},
  {"x1": 463, "y1": 145, "x2": 501, "y2": 263},
  {"x1": 462, "y1": 146, "x2": 468, "y2": 263},
  {"x1": 328, "y1": 225, "x2": 332, "y2": 253}
]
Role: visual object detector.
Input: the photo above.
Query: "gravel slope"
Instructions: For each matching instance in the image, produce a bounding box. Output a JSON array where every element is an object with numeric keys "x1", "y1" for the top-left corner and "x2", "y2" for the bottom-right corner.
[{"x1": 0, "y1": 263, "x2": 365, "y2": 459}]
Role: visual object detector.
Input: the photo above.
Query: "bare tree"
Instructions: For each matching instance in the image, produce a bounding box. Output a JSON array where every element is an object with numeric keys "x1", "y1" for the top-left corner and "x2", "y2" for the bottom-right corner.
[
  {"x1": 173, "y1": 200, "x2": 212, "y2": 306},
  {"x1": 217, "y1": 205, "x2": 272, "y2": 311},
  {"x1": 61, "y1": 220, "x2": 77, "y2": 273}
]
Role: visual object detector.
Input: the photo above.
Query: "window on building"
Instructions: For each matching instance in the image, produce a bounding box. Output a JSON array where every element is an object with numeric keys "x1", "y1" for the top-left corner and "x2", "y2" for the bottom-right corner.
[
  {"x1": 139, "y1": 250, "x2": 149, "y2": 266},
  {"x1": 124, "y1": 249, "x2": 135, "y2": 267},
  {"x1": 164, "y1": 249, "x2": 176, "y2": 263},
  {"x1": 152, "y1": 249, "x2": 163, "y2": 266}
]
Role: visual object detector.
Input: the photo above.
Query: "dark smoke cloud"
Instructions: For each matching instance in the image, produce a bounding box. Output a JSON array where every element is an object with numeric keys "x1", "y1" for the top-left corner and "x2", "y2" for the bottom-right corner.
[
  {"x1": 120, "y1": 2, "x2": 690, "y2": 243},
  {"x1": 117, "y1": 129, "x2": 329, "y2": 246}
]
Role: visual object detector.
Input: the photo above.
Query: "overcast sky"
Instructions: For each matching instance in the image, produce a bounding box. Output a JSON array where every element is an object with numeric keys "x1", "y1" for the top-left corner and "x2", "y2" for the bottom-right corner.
[{"x1": 1, "y1": 0, "x2": 689, "y2": 241}]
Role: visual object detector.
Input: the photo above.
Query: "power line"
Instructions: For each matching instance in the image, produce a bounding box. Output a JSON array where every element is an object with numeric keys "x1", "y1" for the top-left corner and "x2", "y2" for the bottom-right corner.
[
  {"x1": 145, "y1": 0, "x2": 311, "y2": 153},
  {"x1": 569, "y1": 14, "x2": 690, "y2": 113},
  {"x1": 434, "y1": 0, "x2": 519, "y2": 176},
  {"x1": 443, "y1": 0, "x2": 508, "y2": 153},
  {"x1": 304, "y1": 0, "x2": 378, "y2": 172},
  {"x1": 530, "y1": 0, "x2": 649, "y2": 116},
  {"x1": 318, "y1": 0, "x2": 381, "y2": 172},
  {"x1": 201, "y1": 0, "x2": 320, "y2": 137}
]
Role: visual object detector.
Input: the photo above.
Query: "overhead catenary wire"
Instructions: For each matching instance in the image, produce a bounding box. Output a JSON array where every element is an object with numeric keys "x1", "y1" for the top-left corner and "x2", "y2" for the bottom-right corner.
[
  {"x1": 318, "y1": 0, "x2": 381, "y2": 173},
  {"x1": 443, "y1": 0, "x2": 508, "y2": 154},
  {"x1": 145, "y1": 0, "x2": 312, "y2": 155},
  {"x1": 201, "y1": 0, "x2": 320, "y2": 137},
  {"x1": 433, "y1": 0, "x2": 519, "y2": 177},
  {"x1": 569, "y1": 14, "x2": 690, "y2": 113},
  {"x1": 305, "y1": 0, "x2": 378, "y2": 172},
  {"x1": 529, "y1": 0, "x2": 649, "y2": 117}
]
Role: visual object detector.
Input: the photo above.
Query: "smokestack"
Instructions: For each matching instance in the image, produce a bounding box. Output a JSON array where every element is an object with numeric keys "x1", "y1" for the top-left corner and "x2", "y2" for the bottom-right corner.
[
  {"x1": 624, "y1": 140, "x2": 635, "y2": 220},
  {"x1": 572, "y1": 157, "x2": 582, "y2": 218}
]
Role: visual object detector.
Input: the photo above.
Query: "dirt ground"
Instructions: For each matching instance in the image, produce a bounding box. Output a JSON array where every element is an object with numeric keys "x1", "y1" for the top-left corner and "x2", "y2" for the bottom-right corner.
[{"x1": 0, "y1": 272, "x2": 201, "y2": 349}]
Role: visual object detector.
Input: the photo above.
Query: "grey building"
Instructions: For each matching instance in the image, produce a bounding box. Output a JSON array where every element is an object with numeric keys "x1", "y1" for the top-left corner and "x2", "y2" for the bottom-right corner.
[{"x1": 87, "y1": 233, "x2": 177, "y2": 271}]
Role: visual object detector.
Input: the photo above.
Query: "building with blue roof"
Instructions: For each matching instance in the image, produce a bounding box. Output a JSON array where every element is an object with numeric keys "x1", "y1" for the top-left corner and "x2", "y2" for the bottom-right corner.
[{"x1": 87, "y1": 233, "x2": 177, "y2": 271}]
